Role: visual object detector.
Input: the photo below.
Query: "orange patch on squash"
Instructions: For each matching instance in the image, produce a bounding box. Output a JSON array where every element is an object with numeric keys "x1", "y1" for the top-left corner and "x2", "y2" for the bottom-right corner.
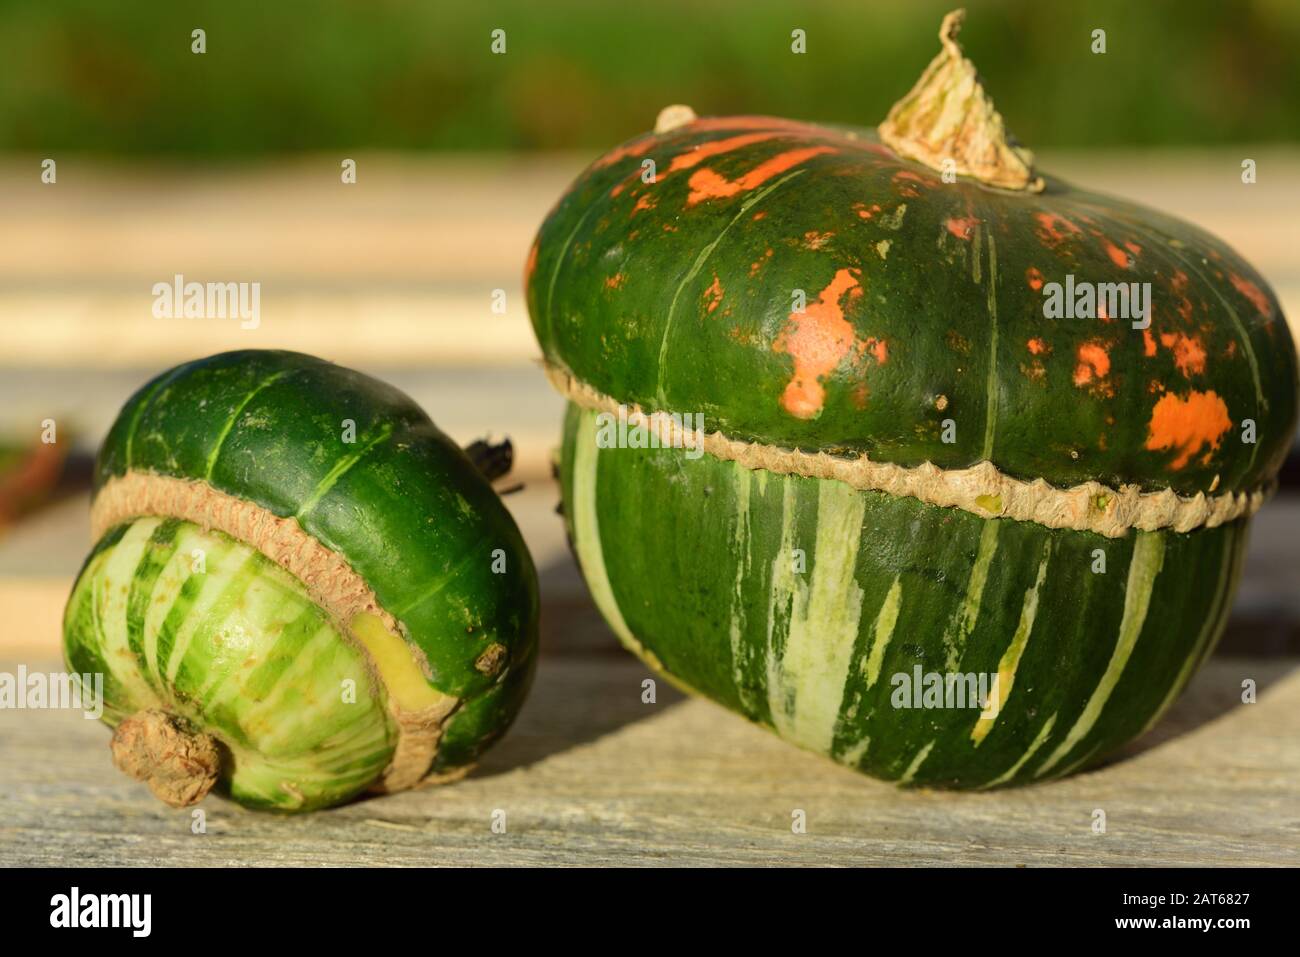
[
  {"x1": 1102, "y1": 239, "x2": 1131, "y2": 268},
  {"x1": 1159, "y1": 332, "x2": 1207, "y2": 376},
  {"x1": 604, "y1": 273, "x2": 626, "y2": 290},
  {"x1": 859, "y1": 337, "x2": 888, "y2": 365},
  {"x1": 752, "y1": 211, "x2": 768, "y2": 221},
  {"x1": 803, "y1": 230, "x2": 834, "y2": 250},
  {"x1": 1145, "y1": 390, "x2": 1232, "y2": 470},
  {"x1": 1142, "y1": 328, "x2": 1157, "y2": 357},
  {"x1": 1025, "y1": 267, "x2": 1044, "y2": 291},
  {"x1": 774, "y1": 268, "x2": 863, "y2": 418},
  {"x1": 946, "y1": 216, "x2": 979, "y2": 240},
  {"x1": 1026, "y1": 337, "x2": 1049, "y2": 355},
  {"x1": 855, "y1": 203, "x2": 882, "y2": 220},
  {"x1": 1169, "y1": 269, "x2": 1193, "y2": 321},
  {"x1": 1034, "y1": 211, "x2": 1082, "y2": 246},
  {"x1": 685, "y1": 116, "x2": 893, "y2": 159},
  {"x1": 687, "y1": 146, "x2": 836, "y2": 205},
  {"x1": 749, "y1": 248, "x2": 773, "y2": 277},
  {"x1": 664, "y1": 132, "x2": 781, "y2": 175},
  {"x1": 702, "y1": 275, "x2": 723, "y2": 313},
  {"x1": 1229, "y1": 271, "x2": 1273, "y2": 317},
  {"x1": 632, "y1": 193, "x2": 657, "y2": 214},
  {"x1": 892, "y1": 170, "x2": 926, "y2": 198},
  {"x1": 1073, "y1": 341, "x2": 1111, "y2": 386},
  {"x1": 592, "y1": 135, "x2": 655, "y2": 169},
  {"x1": 1124, "y1": 241, "x2": 1142, "y2": 256}
]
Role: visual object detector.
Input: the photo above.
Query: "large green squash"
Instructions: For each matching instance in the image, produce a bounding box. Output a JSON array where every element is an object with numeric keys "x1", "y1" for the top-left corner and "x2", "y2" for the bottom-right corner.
[
  {"x1": 527, "y1": 11, "x2": 1298, "y2": 787},
  {"x1": 64, "y1": 350, "x2": 538, "y2": 811}
]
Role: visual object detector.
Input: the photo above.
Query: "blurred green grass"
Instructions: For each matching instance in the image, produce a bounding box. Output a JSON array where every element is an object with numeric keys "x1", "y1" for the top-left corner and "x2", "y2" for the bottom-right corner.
[{"x1": 2, "y1": 0, "x2": 1298, "y2": 156}]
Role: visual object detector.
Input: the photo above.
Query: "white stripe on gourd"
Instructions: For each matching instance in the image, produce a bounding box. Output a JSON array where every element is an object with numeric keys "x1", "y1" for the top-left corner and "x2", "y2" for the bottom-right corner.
[
  {"x1": 163, "y1": 550, "x2": 238, "y2": 686},
  {"x1": 247, "y1": 628, "x2": 364, "y2": 751},
  {"x1": 980, "y1": 234, "x2": 1000, "y2": 460},
  {"x1": 861, "y1": 575, "x2": 903, "y2": 689},
  {"x1": 100, "y1": 519, "x2": 165, "y2": 707},
  {"x1": 971, "y1": 539, "x2": 1053, "y2": 745},
  {"x1": 1056, "y1": 741, "x2": 1106, "y2": 779},
  {"x1": 943, "y1": 521, "x2": 1000, "y2": 671},
  {"x1": 1036, "y1": 531, "x2": 1166, "y2": 777},
  {"x1": 839, "y1": 735, "x2": 871, "y2": 766},
  {"x1": 571, "y1": 411, "x2": 664, "y2": 672},
  {"x1": 189, "y1": 573, "x2": 302, "y2": 707},
  {"x1": 981, "y1": 712, "x2": 1057, "y2": 789},
  {"x1": 1140, "y1": 523, "x2": 1240, "y2": 736},
  {"x1": 136, "y1": 529, "x2": 174, "y2": 692},
  {"x1": 727, "y1": 464, "x2": 757, "y2": 714},
  {"x1": 143, "y1": 525, "x2": 206, "y2": 690},
  {"x1": 764, "y1": 477, "x2": 800, "y2": 719},
  {"x1": 898, "y1": 739, "x2": 936, "y2": 785},
  {"x1": 767, "y1": 478, "x2": 867, "y2": 755}
]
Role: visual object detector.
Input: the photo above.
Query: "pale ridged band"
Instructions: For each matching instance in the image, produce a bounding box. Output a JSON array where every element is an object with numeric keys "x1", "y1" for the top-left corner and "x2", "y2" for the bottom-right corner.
[{"x1": 544, "y1": 362, "x2": 1272, "y2": 538}]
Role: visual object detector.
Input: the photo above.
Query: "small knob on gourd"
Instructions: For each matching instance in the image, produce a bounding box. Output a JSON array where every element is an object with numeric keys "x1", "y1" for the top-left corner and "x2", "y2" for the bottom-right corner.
[
  {"x1": 655, "y1": 104, "x2": 697, "y2": 133},
  {"x1": 110, "y1": 709, "x2": 222, "y2": 808}
]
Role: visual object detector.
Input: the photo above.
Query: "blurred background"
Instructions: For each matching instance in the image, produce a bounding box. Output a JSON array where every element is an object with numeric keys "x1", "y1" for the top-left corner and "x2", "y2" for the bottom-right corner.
[{"x1": 1, "y1": 0, "x2": 1298, "y2": 657}]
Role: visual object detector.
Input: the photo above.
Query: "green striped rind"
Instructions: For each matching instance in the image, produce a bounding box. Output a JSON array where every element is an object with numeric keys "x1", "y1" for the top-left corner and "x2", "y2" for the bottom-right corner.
[
  {"x1": 64, "y1": 518, "x2": 397, "y2": 811},
  {"x1": 560, "y1": 405, "x2": 1247, "y2": 788},
  {"x1": 93, "y1": 350, "x2": 539, "y2": 773},
  {"x1": 527, "y1": 117, "x2": 1298, "y2": 497}
]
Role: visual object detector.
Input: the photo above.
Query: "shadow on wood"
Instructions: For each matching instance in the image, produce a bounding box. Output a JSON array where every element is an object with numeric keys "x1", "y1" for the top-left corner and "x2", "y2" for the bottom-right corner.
[
  {"x1": 1105, "y1": 652, "x2": 1296, "y2": 768},
  {"x1": 470, "y1": 554, "x2": 687, "y2": 779}
]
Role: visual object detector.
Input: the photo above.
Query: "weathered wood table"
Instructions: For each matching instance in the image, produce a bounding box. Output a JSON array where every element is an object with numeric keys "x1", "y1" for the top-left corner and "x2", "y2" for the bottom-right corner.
[{"x1": 2, "y1": 480, "x2": 1297, "y2": 867}]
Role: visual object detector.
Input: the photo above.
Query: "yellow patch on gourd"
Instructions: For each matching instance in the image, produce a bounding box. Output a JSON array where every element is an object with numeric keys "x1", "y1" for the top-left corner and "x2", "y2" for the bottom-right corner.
[{"x1": 350, "y1": 612, "x2": 453, "y2": 713}]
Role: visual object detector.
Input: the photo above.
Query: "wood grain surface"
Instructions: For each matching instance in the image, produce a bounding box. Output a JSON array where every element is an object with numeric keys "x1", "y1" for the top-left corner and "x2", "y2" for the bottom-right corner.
[
  {"x1": 1, "y1": 478, "x2": 1297, "y2": 866},
  {"x1": 2, "y1": 653, "x2": 1296, "y2": 867}
]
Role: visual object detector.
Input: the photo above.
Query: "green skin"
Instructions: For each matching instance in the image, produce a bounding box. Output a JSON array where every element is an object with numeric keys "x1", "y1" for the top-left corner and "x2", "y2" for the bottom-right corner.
[
  {"x1": 527, "y1": 116, "x2": 1298, "y2": 495},
  {"x1": 530, "y1": 116, "x2": 1297, "y2": 786},
  {"x1": 65, "y1": 350, "x2": 539, "y2": 811},
  {"x1": 561, "y1": 405, "x2": 1246, "y2": 788}
]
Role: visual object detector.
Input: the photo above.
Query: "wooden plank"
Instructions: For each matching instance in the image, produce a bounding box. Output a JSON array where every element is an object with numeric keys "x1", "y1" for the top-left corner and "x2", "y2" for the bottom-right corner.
[
  {"x1": 1, "y1": 654, "x2": 1296, "y2": 867},
  {"x1": 2, "y1": 151, "x2": 1298, "y2": 368}
]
